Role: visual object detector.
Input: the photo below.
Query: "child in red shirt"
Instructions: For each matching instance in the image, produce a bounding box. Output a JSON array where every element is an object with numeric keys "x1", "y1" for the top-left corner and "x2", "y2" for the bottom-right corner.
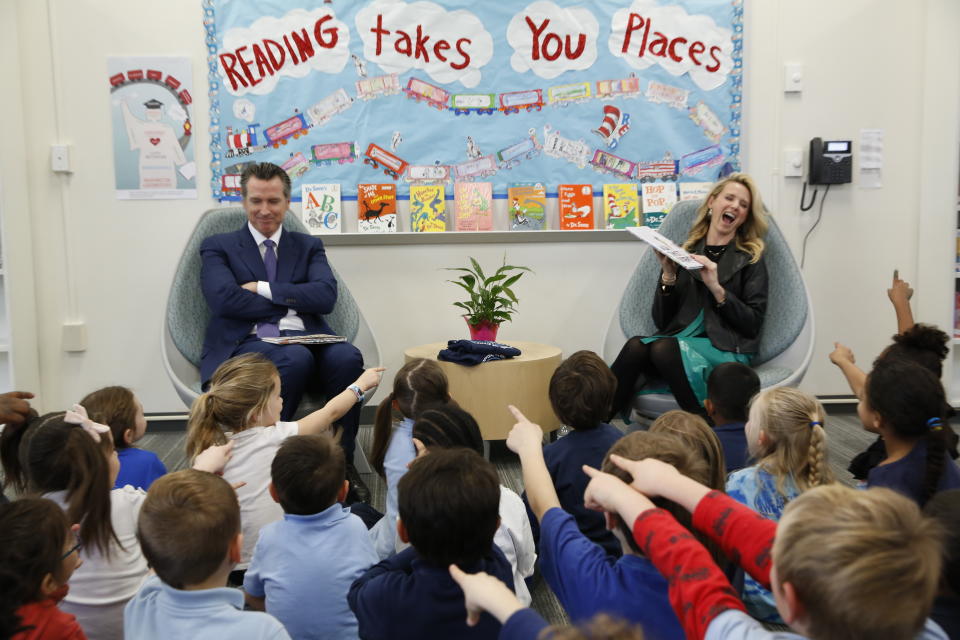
[{"x1": 0, "y1": 498, "x2": 86, "y2": 640}]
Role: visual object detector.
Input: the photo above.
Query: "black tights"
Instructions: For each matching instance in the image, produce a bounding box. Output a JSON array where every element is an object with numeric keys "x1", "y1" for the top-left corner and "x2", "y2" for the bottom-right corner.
[{"x1": 609, "y1": 337, "x2": 705, "y2": 417}]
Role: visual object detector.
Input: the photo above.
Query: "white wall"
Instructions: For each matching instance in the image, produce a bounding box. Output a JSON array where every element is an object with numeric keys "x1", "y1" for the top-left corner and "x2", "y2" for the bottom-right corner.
[{"x1": 2, "y1": 0, "x2": 958, "y2": 414}]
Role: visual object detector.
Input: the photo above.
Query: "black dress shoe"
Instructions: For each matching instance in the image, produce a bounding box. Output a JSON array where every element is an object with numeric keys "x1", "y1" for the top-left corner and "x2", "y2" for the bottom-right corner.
[{"x1": 345, "y1": 462, "x2": 371, "y2": 504}]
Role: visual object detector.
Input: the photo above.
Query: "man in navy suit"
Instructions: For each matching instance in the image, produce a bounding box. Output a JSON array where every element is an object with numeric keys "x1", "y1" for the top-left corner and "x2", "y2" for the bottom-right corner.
[{"x1": 199, "y1": 162, "x2": 369, "y2": 500}]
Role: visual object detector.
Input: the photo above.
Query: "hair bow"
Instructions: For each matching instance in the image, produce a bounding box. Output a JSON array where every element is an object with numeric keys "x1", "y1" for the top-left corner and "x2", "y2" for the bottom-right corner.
[
  {"x1": 809, "y1": 421, "x2": 823, "y2": 428},
  {"x1": 64, "y1": 404, "x2": 110, "y2": 443},
  {"x1": 926, "y1": 417, "x2": 944, "y2": 431}
]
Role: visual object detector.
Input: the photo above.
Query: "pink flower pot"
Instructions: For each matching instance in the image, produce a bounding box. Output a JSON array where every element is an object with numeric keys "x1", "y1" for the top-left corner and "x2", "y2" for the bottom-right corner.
[{"x1": 465, "y1": 317, "x2": 500, "y2": 342}]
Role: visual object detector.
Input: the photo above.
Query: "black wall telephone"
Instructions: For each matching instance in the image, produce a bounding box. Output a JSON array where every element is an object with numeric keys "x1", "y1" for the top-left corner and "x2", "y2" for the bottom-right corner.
[{"x1": 809, "y1": 137, "x2": 852, "y2": 185}]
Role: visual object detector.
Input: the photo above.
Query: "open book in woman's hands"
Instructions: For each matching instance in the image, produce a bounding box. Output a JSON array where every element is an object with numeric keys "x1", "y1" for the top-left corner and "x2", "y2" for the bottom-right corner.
[{"x1": 627, "y1": 226, "x2": 704, "y2": 270}]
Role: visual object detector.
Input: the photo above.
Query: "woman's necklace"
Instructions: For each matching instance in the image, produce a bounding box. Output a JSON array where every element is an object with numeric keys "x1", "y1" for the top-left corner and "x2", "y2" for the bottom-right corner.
[{"x1": 704, "y1": 244, "x2": 727, "y2": 262}]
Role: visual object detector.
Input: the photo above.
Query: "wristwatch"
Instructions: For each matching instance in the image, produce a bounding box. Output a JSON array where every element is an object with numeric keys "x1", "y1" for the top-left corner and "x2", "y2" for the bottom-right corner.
[{"x1": 348, "y1": 384, "x2": 364, "y2": 403}]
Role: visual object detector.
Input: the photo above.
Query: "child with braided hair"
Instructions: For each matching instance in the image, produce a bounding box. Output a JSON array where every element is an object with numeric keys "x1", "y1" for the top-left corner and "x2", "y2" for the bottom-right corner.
[
  {"x1": 725, "y1": 386, "x2": 833, "y2": 622},
  {"x1": 862, "y1": 358, "x2": 960, "y2": 506}
]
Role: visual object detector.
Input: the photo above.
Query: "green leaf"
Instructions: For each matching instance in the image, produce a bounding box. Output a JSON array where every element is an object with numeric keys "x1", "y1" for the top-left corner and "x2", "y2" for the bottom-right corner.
[
  {"x1": 453, "y1": 302, "x2": 473, "y2": 313},
  {"x1": 502, "y1": 288, "x2": 519, "y2": 304},
  {"x1": 460, "y1": 274, "x2": 476, "y2": 289},
  {"x1": 501, "y1": 273, "x2": 523, "y2": 288},
  {"x1": 469, "y1": 257, "x2": 486, "y2": 281}
]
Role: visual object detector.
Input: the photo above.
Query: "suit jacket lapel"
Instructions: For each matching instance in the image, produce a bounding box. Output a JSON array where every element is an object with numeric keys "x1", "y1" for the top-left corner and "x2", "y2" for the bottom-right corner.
[
  {"x1": 237, "y1": 228, "x2": 268, "y2": 281},
  {"x1": 276, "y1": 229, "x2": 299, "y2": 284}
]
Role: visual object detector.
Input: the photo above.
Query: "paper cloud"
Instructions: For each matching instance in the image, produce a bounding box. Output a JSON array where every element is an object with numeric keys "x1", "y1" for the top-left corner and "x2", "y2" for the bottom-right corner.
[
  {"x1": 218, "y1": 7, "x2": 351, "y2": 96},
  {"x1": 167, "y1": 103, "x2": 188, "y2": 124},
  {"x1": 507, "y1": 2, "x2": 599, "y2": 80},
  {"x1": 609, "y1": 0, "x2": 733, "y2": 92},
  {"x1": 355, "y1": 0, "x2": 493, "y2": 88},
  {"x1": 233, "y1": 99, "x2": 256, "y2": 123}
]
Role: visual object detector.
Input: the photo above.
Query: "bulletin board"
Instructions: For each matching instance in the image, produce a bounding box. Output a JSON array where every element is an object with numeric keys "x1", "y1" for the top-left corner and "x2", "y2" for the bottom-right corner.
[{"x1": 204, "y1": 0, "x2": 743, "y2": 201}]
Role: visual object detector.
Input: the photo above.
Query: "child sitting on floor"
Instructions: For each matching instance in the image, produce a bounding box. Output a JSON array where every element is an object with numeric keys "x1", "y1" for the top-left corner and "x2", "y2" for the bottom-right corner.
[
  {"x1": 243, "y1": 435, "x2": 377, "y2": 639},
  {"x1": 125, "y1": 469, "x2": 290, "y2": 640},
  {"x1": 703, "y1": 362, "x2": 760, "y2": 472},
  {"x1": 582, "y1": 456, "x2": 948, "y2": 640},
  {"x1": 349, "y1": 448, "x2": 513, "y2": 640},
  {"x1": 526, "y1": 350, "x2": 624, "y2": 557},
  {"x1": 81, "y1": 386, "x2": 167, "y2": 490},
  {"x1": 0, "y1": 498, "x2": 86, "y2": 640}
]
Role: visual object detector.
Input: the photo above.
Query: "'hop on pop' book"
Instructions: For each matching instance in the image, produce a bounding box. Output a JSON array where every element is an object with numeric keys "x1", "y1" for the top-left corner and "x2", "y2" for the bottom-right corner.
[{"x1": 358, "y1": 183, "x2": 397, "y2": 233}]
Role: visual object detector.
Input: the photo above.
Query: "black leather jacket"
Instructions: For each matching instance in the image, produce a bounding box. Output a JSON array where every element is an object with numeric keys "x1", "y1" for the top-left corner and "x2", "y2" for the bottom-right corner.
[{"x1": 652, "y1": 241, "x2": 768, "y2": 355}]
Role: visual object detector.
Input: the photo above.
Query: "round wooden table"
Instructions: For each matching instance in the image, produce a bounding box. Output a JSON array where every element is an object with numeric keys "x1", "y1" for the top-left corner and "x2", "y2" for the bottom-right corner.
[{"x1": 403, "y1": 341, "x2": 563, "y2": 442}]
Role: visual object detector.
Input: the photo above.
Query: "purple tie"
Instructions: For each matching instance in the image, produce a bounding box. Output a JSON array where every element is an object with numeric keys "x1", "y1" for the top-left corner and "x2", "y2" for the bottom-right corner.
[{"x1": 256, "y1": 239, "x2": 280, "y2": 338}]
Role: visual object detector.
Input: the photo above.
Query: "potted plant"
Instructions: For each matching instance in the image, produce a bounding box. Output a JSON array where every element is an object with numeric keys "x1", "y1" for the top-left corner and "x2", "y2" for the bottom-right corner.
[{"x1": 446, "y1": 256, "x2": 532, "y2": 341}]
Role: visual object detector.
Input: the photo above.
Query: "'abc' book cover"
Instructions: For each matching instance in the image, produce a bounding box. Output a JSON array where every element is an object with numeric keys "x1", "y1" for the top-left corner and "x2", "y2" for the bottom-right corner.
[
  {"x1": 410, "y1": 184, "x2": 446, "y2": 232},
  {"x1": 603, "y1": 183, "x2": 640, "y2": 229},
  {"x1": 300, "y1": 184, "x2": 341, "y2": 235},
  {"x1": 454, "y1": 182, "x2": 493, "y2": 232},
  {"x1": 558, "y1": 184, "x2": 594, "y2": 230},
  {"x1": 507, "y1": 182, "x2": 546, "y2": 231},
  {"x1": 357, "y1": 184, "x2": 397, "y2": 233}
]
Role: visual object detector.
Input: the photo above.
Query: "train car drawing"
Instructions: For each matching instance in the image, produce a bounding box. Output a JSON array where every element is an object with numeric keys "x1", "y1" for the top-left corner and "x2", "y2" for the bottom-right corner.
[
  {"x1": 636, "y1": 154, "x2": 679, "y2": 182},
  {"x1": 306, "y1": 89, "x2": 353, "y2": 128},
  {"x1": 356, "y1": 73, "x2": 400, "y2": 100},
  {"x1": 542, "y1": 125, "x2": 590, "y2": 169},
  {"x1": 311, "y1": 142, "x2": 358, "y2": 167},
  {"x1": 679, "y1": 145, "x2": 725, "y2": 176},
  {"x1": 223, "y1": 124, "x2": 260, "y2": 158},
  {"x1": 449, "y1": 93, "x2": 496, "y2": 116},
  {"x1": 496, "y1": 129, "x2": 542, "y2": 170},
  {"x1": 363, "y1": 143, "x2": 409, "y2": 180},
  {"x1": 263, "y1": 112, "x2": 309, "y2": 148},
  {"x1": 403, "y1": 77, "x2": 450, "y2": 111},
  {"x1": 596, "y1": 75, "x2": 641, "y2": 100},
  {"x1": 452, "y1": 155, "x2": 498, "y2": 181},
  {"x1": 221, "y1": 173, "x2": 242, "y2": 194},
  {"x1": 498, "y1": 89, "x2": 544, "y2": 114},
  {"x1": 405, "y1": 163, "x2": 452, "y2": 184},
  {"x1": 280, "y1": 152, "x2": 311, "y2": 180},
  {"x1": 589, "y1": 149, "x2": 637, "y2": 180},
  {"x1": 547, "y1": 82, "x2": 592, "y2": 106}
]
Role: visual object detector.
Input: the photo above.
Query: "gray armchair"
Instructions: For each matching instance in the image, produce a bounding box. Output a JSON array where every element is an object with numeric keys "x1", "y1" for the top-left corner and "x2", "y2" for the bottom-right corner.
[{"x1": 602, "y1": 199, "x2": 814, "y2": 419}]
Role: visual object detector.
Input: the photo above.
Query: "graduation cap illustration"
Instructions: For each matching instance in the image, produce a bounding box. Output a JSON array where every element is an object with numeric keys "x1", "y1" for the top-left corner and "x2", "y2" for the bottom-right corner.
[{"x1": 143, "y1": 98, "x2": 164, "y2": 109}]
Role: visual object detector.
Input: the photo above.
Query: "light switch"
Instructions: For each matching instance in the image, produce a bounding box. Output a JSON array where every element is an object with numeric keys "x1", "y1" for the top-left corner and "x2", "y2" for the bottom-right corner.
[
  {"x1": 784, "y1": 63, "x2": 803, "y2": 93},
  {"x1": 783, "y1": 148, "x2": 804, "y2": 177}
]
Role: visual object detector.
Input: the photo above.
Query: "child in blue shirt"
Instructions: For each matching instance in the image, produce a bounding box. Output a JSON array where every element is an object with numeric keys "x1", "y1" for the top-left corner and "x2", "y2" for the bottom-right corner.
[
  {"x1": 526, "y1": 350, "x2": 623, "y2": 557},
  {"x1": 125, "y1": 468, "x2": 290, "y2": 640},
  {"x1": 82, "y1": 386, "x2": 167, "y2": 490},
  {"x1": 704, "y1": 362, "x2": 759, "y2": 473},
  {"x1": 862, "y1": 359, "x2": 960, "y2": 506},
  {"x1": 349, "y1": 448, "x2": 513, "y2": 640},
  {"x1": 243, "y1": 434, "x2": 377, "y2": 639},
  {"x1": 508, "y1": 405, "x2": 721, "y2": 638}
]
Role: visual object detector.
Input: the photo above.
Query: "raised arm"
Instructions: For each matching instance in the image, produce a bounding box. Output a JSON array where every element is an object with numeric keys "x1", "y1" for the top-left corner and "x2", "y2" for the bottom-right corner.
[
  {"x1": 888, "y1": 271, "x2": 915, "y2": 335},
  {"x1": 297, "y1": 367, "x2": 385, "y2": 436},
  {"x1": 505, "y1": 405, "x2": 560, "y2": 522},
  {"x1": 829, "y1": 342, "x2": 867, "y2": 398}
]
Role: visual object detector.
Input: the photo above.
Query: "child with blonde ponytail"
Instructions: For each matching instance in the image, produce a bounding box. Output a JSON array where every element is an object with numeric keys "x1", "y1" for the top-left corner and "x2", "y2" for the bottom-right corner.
[
  {"x1": 725, "y1": 386, "x2": 833, "y2": 621},
  {"x1": 185, "y1": 352, "x2": 384, "y2": 575}
]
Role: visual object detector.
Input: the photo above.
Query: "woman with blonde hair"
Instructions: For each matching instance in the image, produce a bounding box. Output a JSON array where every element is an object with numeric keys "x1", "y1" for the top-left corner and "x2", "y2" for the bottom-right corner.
[{"x1": 609, "y1": 173, "x2": 769, "y2": 418}]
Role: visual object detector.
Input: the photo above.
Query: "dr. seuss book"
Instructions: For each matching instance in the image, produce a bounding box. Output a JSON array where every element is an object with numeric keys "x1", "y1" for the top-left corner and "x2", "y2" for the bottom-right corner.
[
  {"x1": 454, "y1": 182, "x2": 493, "y2": 232},
  {"x1": 603, "y1": 183, "x2": 640, "y2": 229},
  {"x1": 641, "y1": 182, "x2": 678, "y2": 230},
  {"x1": 558, "y1": 184, "x2": 594, "y2": 230},
  {"x1": 507, "y1": 182, "x2": 546, "y2": 231},
  {"x1": 357, "y1": 183, "x2": 397, "y2": 233},
  {"x1": 679, "y1": 182, "x2": 713, "y2": 202},
  {"x1": 300, "y1": 184, "x2": 341, "y2": 235},
  {"x1": 410, "y1": 184, "x2": 446, "y2": 232}
]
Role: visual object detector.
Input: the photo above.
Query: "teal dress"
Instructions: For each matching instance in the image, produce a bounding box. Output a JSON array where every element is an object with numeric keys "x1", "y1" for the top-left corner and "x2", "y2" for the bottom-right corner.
[{"x1": 638, "y1": 310, "x2": 751, "y2": 404}]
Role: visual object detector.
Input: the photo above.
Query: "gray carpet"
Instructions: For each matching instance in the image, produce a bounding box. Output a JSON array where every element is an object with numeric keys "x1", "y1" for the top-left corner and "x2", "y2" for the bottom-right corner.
[{"x1": 131, "y1": 408, "x2": 903, "y2": 626}]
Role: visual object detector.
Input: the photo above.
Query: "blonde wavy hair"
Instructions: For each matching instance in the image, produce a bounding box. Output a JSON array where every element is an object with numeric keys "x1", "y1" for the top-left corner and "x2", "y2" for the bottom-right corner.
[
  {"x1": 682, "y1": 173, "x2": 768, "y2": 263},
  {"x1": 185, "y1": 353, "x2": 279, "y2": 459},
  {"x1": 747, "y1": 387, "x2": 834, "y2": 497},
  {"x1": 775, "y1": 485, "x2": 942, "y2": 640}
]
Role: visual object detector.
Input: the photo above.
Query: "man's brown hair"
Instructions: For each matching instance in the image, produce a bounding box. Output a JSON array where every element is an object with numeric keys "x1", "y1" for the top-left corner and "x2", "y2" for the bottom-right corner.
[
  {"x1": 549, "y1": 351, "x2": 617, "y2": 431},
  {"x1": 272, "y1": 435, "x2": 345, "y2": 515},
  {"x1": 137, "y1": 470, "x2": 240, "y2": 589}
]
